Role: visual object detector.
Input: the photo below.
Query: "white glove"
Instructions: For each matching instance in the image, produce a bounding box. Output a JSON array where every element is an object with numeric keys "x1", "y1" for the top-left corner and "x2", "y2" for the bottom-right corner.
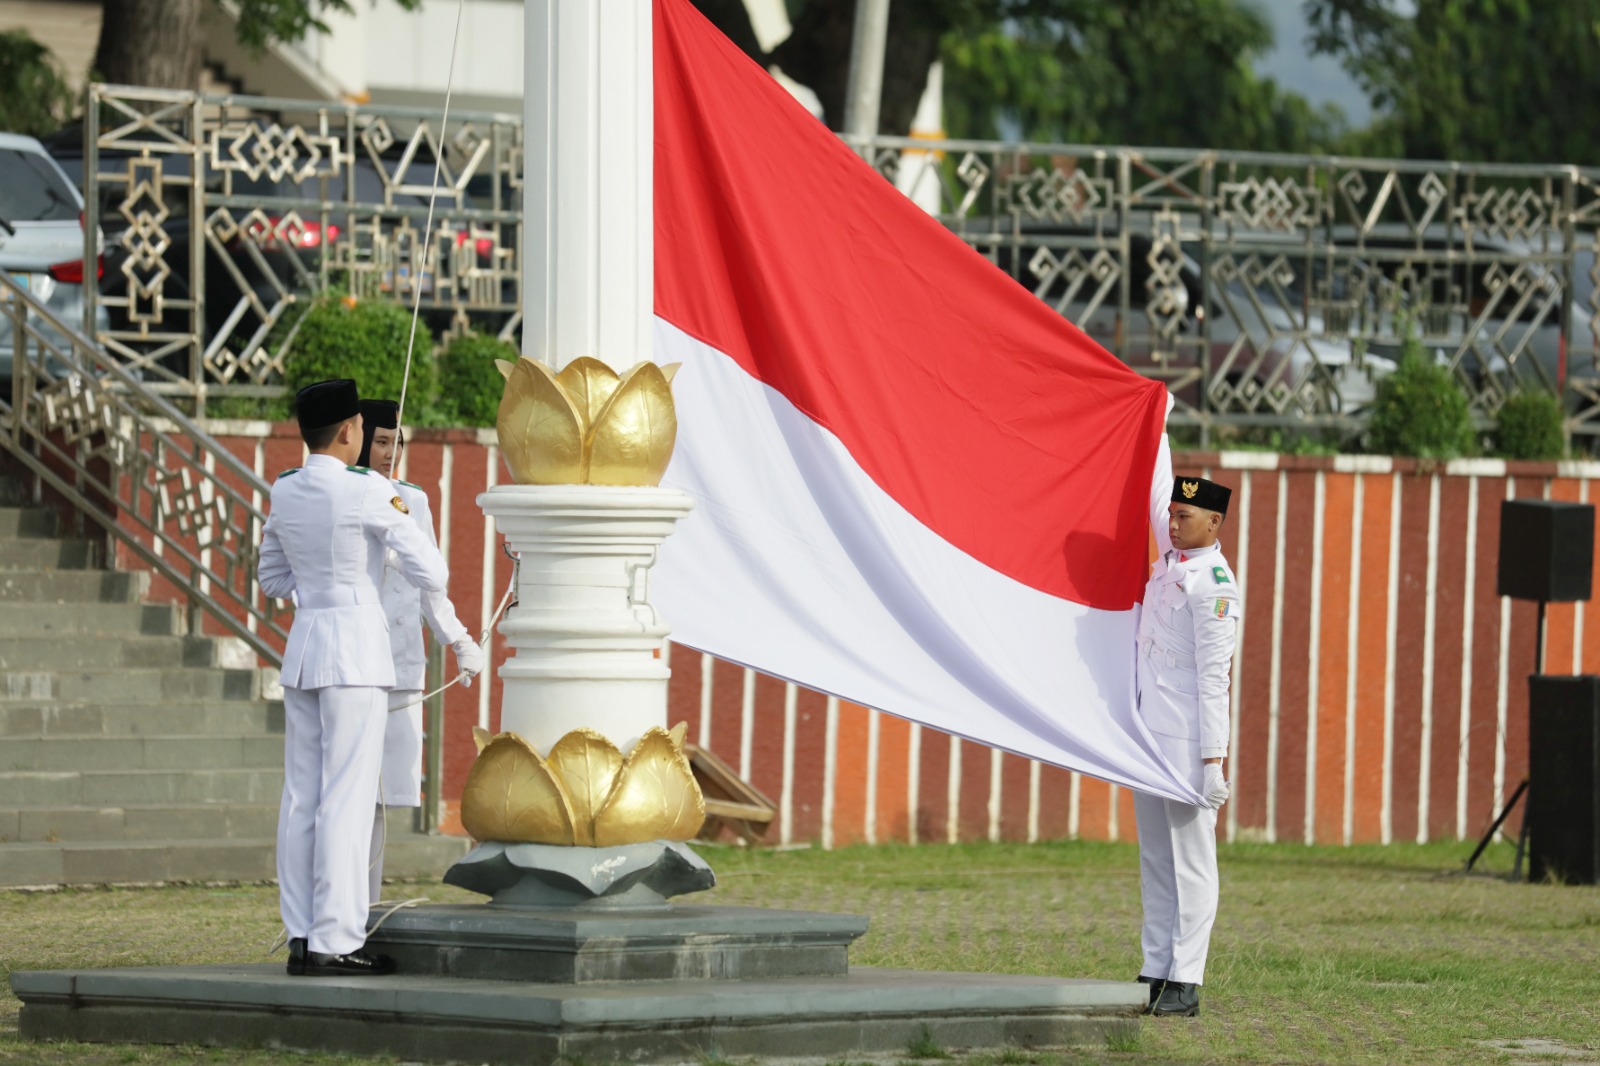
[
  {"x1": 452, "y1": 637, "x2": 486, "y2": 688},
  {"x1": 1202, "y1": 763, "x2": 1230, "y2": 810}
]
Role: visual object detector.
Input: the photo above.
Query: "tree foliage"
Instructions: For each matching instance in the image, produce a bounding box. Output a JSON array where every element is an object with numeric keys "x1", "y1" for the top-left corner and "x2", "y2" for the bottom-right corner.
[
  {"x1": 0, "y1": 31, "x2": 76, "y2": 137},
  {"x1": 1307, "y1": 0, "x2": 1600, "y2": 165},
  {"x1": 694, "y1": 0, "x2": 1347, "y2": 152},
  {"x1": 94, "y1": 0, "x2": 420, "y2": 90}
]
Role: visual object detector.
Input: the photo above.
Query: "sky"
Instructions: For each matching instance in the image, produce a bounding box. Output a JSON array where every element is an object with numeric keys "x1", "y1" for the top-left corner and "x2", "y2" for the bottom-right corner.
[{"x1": 1252, "y1": 0, "x2": 1374, "y2": 126}]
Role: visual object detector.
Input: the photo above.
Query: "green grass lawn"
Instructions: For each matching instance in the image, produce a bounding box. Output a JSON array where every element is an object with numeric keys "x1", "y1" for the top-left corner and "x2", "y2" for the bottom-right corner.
[{"x1": 2, "y1": 839, "x2": 1596, "y2": 1065}]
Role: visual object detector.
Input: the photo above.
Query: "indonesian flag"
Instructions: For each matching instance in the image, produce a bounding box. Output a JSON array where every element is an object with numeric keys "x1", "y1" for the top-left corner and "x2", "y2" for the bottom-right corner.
[{"x1": 651, "y1": 0, "x2": 1198, "y2": 803}]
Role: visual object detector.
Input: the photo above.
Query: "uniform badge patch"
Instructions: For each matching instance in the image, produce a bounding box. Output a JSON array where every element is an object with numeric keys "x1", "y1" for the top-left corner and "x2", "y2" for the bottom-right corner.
[
  {"x1": 1214, "y1": 599, "x2": 1232, "y2": 618},
  {"x1": 1212, "y1": 565, "x2": 1230, "y2": 584},
  {"x1": 390, "y1": 495, "x2": 410, "y2": 514},
  {"x1": 1181, "y1": 480, "x2": 1199, "y2": 499}
]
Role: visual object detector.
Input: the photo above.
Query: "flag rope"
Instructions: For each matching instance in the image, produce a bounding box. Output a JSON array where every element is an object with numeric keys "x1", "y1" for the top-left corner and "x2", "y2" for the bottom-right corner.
[{"x1": 391, "y1": 0, "x2": 469, "y2": 470}]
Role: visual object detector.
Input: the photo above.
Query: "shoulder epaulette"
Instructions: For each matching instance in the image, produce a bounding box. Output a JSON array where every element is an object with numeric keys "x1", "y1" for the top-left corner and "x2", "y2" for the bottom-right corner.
[
  {"x1": 1211, "y1": 565, "x2": 1231, "y2": 585},
  {"x1": 397, "y1": 479, "x2": 421, "y2": 491},
  {"x1": 346, "y1": 465, "x2": 373, "y2": 475},
  {"x1": 277, "y1": 467, "x2": 300, "y2": 478}
]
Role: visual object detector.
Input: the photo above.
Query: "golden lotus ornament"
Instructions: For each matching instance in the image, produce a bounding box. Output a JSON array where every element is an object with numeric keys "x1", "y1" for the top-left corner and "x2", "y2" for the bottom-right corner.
[
  {"x1": 496, "y1": 356, "x2": 679, "y2": 486},
  {"x1": 460, "y1": 723, "x2": 706, "y2": 846}
]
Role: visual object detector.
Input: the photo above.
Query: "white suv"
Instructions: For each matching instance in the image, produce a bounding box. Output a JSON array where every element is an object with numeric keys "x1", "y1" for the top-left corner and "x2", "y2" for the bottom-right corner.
[{"x1": 0, "y1": 131, "x2": 109, "y2": 385}]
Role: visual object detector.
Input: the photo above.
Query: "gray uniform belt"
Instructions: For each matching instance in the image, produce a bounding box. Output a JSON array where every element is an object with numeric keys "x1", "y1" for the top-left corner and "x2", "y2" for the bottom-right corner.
[
  {"x1": 297, "y1": 587, "x2": 380, "y2": 609},
  {"x1": 1140, "y1": 637, "x2": 1195, "y2": 671}
]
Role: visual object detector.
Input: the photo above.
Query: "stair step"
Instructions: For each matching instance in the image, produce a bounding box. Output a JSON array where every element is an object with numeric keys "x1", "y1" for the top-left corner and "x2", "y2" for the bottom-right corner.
[
  {"x1": 0, "y1": 700, "x2": 284, "y2": 738},
  {"x1": 0, "y1": 801, "x2": 279, "y2": 844},
  {"x1": 0, "y1": 569, "x2": 147, "y2": 603},
  {"x1": 0, "y1": 667, "x2": 259, "y2": 704},
  {"x1": 3, "y1": 733, "x2": 282, "y2": 772},
  {"x1": 0, "y1": 538, "x2": 94, "y2": 569},
  {"x1": 0, "y1": 507, "x2": 57, "y2": 538},
  {"x1": 0, "y1": 602, "x2": 184, "y2": 636},
  {"x1": 0, "y1": 831, "x2": 469, "y2": 888},
  {"x1": 0, "y1": 635, "x2": 234, "y2": 671},
  {"x1": 0, "y1": 768, "x2": 284, "y2": 806},
  {"x1": 0, "y1": 838, "x2": 281, "y2": 888},
  {"x1": 0, "y1": 802, "x2": 442, "y2": 846}
]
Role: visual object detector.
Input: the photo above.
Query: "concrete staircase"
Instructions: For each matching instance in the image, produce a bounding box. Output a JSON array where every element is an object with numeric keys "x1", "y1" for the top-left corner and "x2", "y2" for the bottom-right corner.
[{"x1": 0, "y1": 472, "x2": 468, "y2": 889}]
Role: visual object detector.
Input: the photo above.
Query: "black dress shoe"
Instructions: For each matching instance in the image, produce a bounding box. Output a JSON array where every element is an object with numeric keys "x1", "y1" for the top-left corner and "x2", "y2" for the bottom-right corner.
[
  {"x1": 1152, "y1": 980, "x2": 1200, "y2": 1017},
  {"x1": 1135, "y1": 974, "x2": 1164, "y2": 1012},
  {"x1": 303, "y1": 949, "x2": 395, "y2": 977},
  {"x1": 286, "y1": 937, "x2": 308, "y2": 976}
]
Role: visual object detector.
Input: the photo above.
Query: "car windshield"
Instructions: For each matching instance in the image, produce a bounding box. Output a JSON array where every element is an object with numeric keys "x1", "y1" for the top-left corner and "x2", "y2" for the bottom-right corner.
[{"x1": 0, "y1": 148, "x2": 79, "y2": 222}]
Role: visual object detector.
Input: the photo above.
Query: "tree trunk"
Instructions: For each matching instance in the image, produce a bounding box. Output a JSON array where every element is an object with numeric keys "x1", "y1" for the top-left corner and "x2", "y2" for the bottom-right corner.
[{"x1": 94, "y1": 0, "x2": 204, "y2": 89}]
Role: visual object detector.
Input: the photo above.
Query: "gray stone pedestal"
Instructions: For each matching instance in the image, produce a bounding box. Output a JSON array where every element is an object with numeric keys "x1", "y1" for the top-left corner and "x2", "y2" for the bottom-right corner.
[
  {"x1": 365, "y1": 902, "x2": 867, "y2": 983},
  {"x1": 9, "y1": 846, "x2": 1146, "y2": 1061},
  {"x1": 11, "y1": 963, "x2": 1144, "y2": 1064}
]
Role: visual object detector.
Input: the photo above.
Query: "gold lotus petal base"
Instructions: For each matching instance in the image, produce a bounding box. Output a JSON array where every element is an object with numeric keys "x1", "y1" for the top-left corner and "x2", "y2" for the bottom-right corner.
[
  {"x1": 460, "y1": 727, "x2": 707, "y2": 847},
  {"x1": 496, "y1": 357, "x2": 679, "y2": 486}
]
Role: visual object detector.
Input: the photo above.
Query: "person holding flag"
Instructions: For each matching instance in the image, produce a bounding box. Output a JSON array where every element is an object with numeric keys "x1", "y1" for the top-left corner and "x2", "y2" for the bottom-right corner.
[
  {"x1": 1133, "y1": 476, "x2": 1240, "y2": 1017},
  {"x1": 356, "y1": 398, "x2": 484, "y2": 901},
  {"x1": 258, "y1": 380, "x2": 450, "y2": 976}
]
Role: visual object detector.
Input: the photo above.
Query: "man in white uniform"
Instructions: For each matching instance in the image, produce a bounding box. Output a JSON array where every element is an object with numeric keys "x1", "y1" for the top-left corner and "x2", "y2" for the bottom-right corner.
[
  {"x1": 258, "y1": 380, "x2": 449, "y2": 977},
  {"x1": 1134, "y1": 476, "x2": 1239, "y2": 1017},
  {"x1": 355, "y1": 398, "x2": 484, "y2": 902}
]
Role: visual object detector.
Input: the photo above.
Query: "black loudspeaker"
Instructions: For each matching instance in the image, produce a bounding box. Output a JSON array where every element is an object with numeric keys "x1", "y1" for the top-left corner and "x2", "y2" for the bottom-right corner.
[
  {"x1": 1498, "y1": 500, "x2": 1595, "y2": 602},
  {"x1": 1527, "y1": 676, "x2": 1600, "y2": 885}
]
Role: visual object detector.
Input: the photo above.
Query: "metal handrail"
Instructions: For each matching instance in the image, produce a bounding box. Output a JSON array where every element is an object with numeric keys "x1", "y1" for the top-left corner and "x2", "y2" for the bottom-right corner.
[{"x1": 1, "y1": 272, "x2": 287, "y2": 665}]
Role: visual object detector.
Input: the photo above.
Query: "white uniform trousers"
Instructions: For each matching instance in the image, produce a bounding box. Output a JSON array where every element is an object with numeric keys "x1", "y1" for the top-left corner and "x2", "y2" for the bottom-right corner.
[
  {"x1": 277, "y1": 684, "x2": 386, "y2": 955},
  {"x1": 1134, "y1": 726, "x2": 1219, "y2": 985},
  {"x1": 367, "y1": 689, "x2": 423, "y2": 903}
]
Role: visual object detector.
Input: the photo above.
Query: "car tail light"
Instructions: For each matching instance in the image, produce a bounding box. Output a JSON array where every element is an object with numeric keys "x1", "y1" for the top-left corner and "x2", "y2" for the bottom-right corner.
[
  {"x1": 454, "y1": 230, "x2": 496, "y2": 261},
  {"x1": 294, "y1": 220, "x2": 340, "y2": 249},
  {"x1": 245, "y1": 217, "x2": 341, "y2": 250},
  {"x1": 47, "y1": 255, "x2": 105, "y2": 284}
]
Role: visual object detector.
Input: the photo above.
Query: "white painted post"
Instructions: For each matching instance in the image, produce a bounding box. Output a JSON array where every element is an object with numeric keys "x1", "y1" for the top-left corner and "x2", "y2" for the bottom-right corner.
[
  {"x1": 522, "y1": 0, "x2": 653, "y2": 372},
  {"x1": 842, "y1": 0, "x2": 890, "y2": 144},
  {"x1": 486, "y1": 1, "x2": 691, "y2": 759}
]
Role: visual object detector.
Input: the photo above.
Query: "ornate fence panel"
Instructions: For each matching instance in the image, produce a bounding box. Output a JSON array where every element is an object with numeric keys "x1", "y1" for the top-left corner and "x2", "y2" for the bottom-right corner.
[
  {"x1": 80, "y1": 85, "x2": 522, "y2": 413},
  {"x1": 71, "y1": 88, "x2": 1600, "y2": 439},
  {"x1": 869, "y1": 136, "x2": 1600, "y2": 439}
]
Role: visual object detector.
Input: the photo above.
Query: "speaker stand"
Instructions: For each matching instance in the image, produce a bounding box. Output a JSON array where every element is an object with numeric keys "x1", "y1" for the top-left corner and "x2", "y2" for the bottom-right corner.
[{"x1": 1465, "y1": 777, "x2": 1529, "y2": 879}]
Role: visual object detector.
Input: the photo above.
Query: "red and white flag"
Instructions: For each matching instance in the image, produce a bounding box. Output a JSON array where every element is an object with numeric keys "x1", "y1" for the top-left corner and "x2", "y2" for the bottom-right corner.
[{"x1": 651, "y1": 0, "x2": 1198, "y2": 803}]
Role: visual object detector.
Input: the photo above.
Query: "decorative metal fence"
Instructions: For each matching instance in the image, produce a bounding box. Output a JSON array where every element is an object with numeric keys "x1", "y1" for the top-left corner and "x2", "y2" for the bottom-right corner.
[
  {"x1": 76, "y1": 85, "x2": 522, "y2": 412},
  {"x1": 68, "y1": 86, "x2": 1600, "y2": 440},
  {"x1": 862, "y1": 136, "x2": 1600, "y2": 438}
]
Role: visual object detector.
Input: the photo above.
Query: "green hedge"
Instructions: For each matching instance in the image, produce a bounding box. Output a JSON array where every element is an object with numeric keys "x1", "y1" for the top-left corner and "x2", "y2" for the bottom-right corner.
[
  {"x1": 1364, "y1": 341, "x2": 1477, "y2": 459},
  {"x1": 281, "y1": 295, "x2": 440, "y2": 424},
  {"x1": 438, "y1": 332, "x2": 516, "y2": 427},
  {"x1": 1493, "y1": 389, "x2": 1565, "y2": 460}
]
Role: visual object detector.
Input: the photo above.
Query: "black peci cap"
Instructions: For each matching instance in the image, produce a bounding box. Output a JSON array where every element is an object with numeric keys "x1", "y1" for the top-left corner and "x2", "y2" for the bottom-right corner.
[
  {"x1": 294, "y1": 379, "x2": 359, "y2": 432},
  {"x1": 357, "y1": 399, "x2": 399, "y2": 468},
  {"x1": 1172, "y1": 476, "x2": 1231, "y2": 515},
  {"x1": 359, "y1": 399, "x2": 399, "y2": 430}
]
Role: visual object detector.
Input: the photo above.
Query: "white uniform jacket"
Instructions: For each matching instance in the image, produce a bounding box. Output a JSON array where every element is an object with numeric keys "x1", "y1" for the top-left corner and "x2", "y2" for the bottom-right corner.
[
  {"x1": 1135, "y1": 542, "x2": 1241, "y2": 758},
  {"x1": 382, "y1": 479, "x2": 469, "y2": 692},
  {"x1": 258, "y1": 454, "x2": 449, "y2": 689}
]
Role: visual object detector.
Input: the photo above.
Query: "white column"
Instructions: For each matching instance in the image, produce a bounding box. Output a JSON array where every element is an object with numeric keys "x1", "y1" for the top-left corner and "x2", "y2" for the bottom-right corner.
[
  {"x1": 482, "y1": 486, "x2": 693, "y2": 756},
  {"x1": 523, "y1": 0, "x2": 653, "y2": 372}
]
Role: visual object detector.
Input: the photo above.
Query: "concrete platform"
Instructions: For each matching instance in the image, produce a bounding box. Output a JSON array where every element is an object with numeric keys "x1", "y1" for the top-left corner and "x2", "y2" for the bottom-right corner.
[
  {"x1": 10, "y1": 963, "x2": 1144, "y2": 1063},
  {"x1": 365, "y1": 902, "x2": 870, "y2": 982}
]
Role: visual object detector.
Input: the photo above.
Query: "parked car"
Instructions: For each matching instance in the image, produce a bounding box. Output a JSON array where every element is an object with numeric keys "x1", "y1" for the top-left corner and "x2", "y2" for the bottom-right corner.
[{"x1": 0, "y1": 132, "x2": 111, "y2": 388}]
